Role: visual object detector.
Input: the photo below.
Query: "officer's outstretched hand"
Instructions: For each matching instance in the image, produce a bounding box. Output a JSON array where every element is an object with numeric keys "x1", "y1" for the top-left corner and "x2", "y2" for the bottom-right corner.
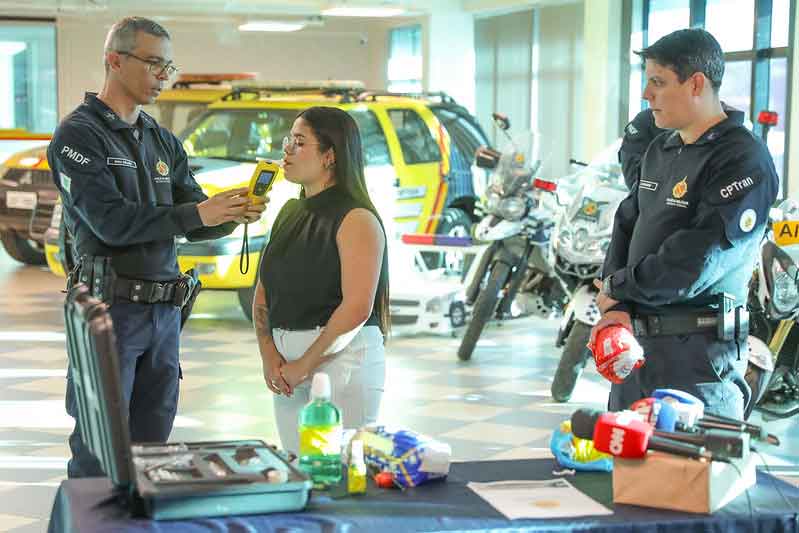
[{"x1": 197, "y1": 187, "x2": 251, "y2": 226}]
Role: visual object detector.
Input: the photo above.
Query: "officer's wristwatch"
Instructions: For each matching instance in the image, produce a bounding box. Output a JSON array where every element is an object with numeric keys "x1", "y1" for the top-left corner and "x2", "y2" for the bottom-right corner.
[{"x1": 601, "y1": 274, "x2": 614, "y2": 297}]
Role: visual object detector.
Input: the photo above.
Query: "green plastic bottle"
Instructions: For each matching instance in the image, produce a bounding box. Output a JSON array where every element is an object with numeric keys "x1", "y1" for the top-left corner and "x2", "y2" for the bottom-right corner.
[{"x1": 298, "y1": 373, "x2": 342, "y2": 487}]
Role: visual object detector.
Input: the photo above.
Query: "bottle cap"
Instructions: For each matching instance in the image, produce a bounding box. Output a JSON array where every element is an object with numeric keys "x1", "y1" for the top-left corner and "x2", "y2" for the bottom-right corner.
[{"x1": 310, "y1": 372, "x2": 331, "y2": 400}]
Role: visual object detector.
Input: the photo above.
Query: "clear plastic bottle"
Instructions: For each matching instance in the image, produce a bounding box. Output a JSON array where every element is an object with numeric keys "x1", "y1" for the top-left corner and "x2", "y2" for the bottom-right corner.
[
  {"x1": 298, "y1": 373, "x2": 342, "y2": 487},
  {"x1": 347, "y1": 439, "x2": 367, "y2": 494}
]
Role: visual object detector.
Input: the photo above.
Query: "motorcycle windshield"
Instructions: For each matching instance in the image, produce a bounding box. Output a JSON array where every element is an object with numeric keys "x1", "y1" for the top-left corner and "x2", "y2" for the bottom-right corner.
[{"x1": 491, "y1": 131, "x2": 540, "y2": 196}]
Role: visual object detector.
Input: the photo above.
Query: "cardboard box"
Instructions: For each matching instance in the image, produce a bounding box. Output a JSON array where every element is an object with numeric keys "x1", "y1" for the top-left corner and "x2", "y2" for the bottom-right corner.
[{"x1": 613, "y1": 451, "x2": 756, "y2": 513}]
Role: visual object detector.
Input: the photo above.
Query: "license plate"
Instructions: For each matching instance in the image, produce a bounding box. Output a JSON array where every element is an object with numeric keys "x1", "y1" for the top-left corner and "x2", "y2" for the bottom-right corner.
[
  {"x1": 774, "y1": 221, "x2": 799, "y2": 246},
  {"x1": 5, "y1": 191, "x2": 37, "y2": 210},
  {"x1": 51, "y1": 203, "x2": 63, "y2": 228}
]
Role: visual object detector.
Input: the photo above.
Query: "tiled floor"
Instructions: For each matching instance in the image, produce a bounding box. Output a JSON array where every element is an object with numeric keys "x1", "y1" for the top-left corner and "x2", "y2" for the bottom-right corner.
[{"x1": 0, "y1": 248, "x2": 797, "y2": 532}]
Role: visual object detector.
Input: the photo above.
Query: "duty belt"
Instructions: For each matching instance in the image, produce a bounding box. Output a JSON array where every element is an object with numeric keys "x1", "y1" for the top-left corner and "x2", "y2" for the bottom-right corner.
[
  {"x1": 113, "y1": 278, "x2": 178, "y2": 304},
  {"x1": 632, "y1": 306, "x2": 748, "y2": 342}
]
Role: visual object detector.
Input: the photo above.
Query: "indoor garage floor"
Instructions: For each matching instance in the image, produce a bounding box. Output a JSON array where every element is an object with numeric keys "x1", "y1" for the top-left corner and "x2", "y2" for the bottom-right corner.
[{"x1": 0, "y1": 249, "x2": 796, "y2": 532}]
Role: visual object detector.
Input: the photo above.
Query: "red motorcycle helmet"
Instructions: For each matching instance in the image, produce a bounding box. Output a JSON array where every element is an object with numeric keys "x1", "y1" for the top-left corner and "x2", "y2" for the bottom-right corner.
[{"x1": 591, "y1": 325, "x2": 645, "y2": 384}]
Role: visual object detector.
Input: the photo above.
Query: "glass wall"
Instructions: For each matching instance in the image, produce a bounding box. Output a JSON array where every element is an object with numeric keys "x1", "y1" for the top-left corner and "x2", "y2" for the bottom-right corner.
[
  {"x1": 387, "y1": 25, "x2": 422, "y2": 93},
  {"x1": 632, "y1": 0, "x2": 793, "y2": 185},
  {"x1": 0, "y1": 20, "x2": 57, "y2": 133}
]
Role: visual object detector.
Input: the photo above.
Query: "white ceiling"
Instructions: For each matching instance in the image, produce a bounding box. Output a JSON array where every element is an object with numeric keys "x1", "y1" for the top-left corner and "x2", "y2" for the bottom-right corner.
[{"x1": 0, "y1": 0, "x2": 578, "y2": 20}]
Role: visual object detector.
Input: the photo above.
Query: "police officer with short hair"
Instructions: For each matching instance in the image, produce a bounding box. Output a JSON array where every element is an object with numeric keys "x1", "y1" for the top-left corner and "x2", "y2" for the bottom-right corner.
[
  {"x1": 48, "y1": 16, "x2": 266, "y2": 478},
  {"x1": 590, "y1": 28, "x2": 779, "y2": 419}
]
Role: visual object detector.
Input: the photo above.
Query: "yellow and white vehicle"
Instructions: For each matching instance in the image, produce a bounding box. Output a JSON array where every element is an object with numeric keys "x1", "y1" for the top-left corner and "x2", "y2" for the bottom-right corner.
[
  {"x1": 38, "y1": 80, "x2": 490, "y2": 321},
  {"x1": 173, "y1": 81, "x2": 490, "y2": 319},
  {"x1": 30, "y1": 74, "x2": 253, "y2": 271}
]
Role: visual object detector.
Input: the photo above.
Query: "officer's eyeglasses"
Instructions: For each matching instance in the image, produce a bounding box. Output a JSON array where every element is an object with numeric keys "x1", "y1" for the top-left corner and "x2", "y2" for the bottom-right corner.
[
  {"x1": 282, "y1": 136, "x2": 321, "y2": 153},
  {"x1": 118, "y1": 51, "x2": 179, "y2": 78}
]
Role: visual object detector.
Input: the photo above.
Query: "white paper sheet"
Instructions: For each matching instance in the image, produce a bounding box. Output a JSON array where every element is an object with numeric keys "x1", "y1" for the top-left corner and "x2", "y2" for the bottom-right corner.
[{"x1": 467, "y1": 479, "x2": 613, "y2": 520}]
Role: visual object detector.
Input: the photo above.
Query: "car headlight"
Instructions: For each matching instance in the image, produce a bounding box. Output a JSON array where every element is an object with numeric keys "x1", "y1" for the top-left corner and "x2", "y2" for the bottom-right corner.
[
  {"x1": 497, "y1": 197, "x2": 527, "y2": 221},
  {"x1": 771, "y1": 258, "x2": 799, "y2": 314},
  {"x1": 425, "y1": 297, "x2": 443, "y2": 313}
]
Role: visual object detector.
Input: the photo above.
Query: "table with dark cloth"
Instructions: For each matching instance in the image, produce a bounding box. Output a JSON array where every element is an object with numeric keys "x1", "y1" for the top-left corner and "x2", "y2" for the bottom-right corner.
[{"x1": 48, "y1": 458, "x2": 799, "y2": 533}]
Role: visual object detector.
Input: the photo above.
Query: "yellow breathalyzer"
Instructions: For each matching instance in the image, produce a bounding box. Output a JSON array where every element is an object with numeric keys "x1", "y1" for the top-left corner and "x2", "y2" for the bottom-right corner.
[
  {"x1": 248, "y1": 160, "x2": 281, "y2": 200},
  {"x1": 239, "y1": 160, "x2": 281, "y2": 276}
]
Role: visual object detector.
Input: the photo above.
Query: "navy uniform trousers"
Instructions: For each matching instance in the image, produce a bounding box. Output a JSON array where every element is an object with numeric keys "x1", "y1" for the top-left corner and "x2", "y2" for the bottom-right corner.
[
  {"x1": 608, "y1": 330, "x2": 750, "y2": 419},
  {"x1": 65, "y1": 301, "x2": 181, "y2": 478}
]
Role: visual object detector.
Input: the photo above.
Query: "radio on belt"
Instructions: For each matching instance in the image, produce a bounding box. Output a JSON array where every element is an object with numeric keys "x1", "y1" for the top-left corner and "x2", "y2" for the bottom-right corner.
[{"x1": 248, "y1": 160, "x2": 281, "y2": 200}]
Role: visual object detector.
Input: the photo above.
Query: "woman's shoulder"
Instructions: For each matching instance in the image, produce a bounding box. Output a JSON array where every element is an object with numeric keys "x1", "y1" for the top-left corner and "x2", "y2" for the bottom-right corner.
[{"x1": 338, "y1": 207, "x2": 384, "y2": 241}]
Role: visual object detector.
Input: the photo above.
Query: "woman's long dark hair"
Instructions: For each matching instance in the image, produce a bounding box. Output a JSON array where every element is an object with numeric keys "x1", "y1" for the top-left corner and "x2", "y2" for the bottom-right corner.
[{"x1": 297, "y1": 106, "x2": 390, "y2": 335}]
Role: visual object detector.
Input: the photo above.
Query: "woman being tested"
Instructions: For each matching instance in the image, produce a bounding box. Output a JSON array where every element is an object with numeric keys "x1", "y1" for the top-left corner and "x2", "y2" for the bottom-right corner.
[{"x1": 253, "y1": 106, "x2": 389, "y2": 453}]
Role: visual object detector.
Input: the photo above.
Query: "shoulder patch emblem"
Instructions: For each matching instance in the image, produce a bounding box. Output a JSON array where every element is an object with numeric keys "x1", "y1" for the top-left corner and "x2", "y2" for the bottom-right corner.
[
  {"x1": 739, "y1": 209, "x2": 757, "y2": 233},
  {"x1": 672, "y1": 177, "x2": 688, "y2": 199},
  {"x1": 626, "y1": 123, "x2": 638, "y2": 136},
  {"x1": 156, "y1": 159, "x2": 169, "y2": 176}
]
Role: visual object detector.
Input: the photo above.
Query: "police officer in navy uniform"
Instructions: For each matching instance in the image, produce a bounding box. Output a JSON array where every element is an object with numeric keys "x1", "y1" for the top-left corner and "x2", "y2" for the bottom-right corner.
[
  {"x1": 48, "y1": 17, "x2": 266, "y2": 478},
  {"x1": 590, "y1": 28, "x2": 779, "y2": 419}
]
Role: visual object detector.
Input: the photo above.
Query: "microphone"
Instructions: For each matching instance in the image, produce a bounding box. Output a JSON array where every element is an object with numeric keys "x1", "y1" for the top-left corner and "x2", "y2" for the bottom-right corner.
[
  {"x1": 631, "y1": 397, "x2": 747, "y2": 460},
  {"x1": 630, "y1": 397, "x2": 678, "y2": 431},
  {"x1": 651, "y1": 389, "x2": 704, "y2": 427},
  {"x1": 571, "y1": 409, "x2": 715, "y2": 461},
  {"x1": 652, "y1": 388, "x2": 780, "y2": 446}
]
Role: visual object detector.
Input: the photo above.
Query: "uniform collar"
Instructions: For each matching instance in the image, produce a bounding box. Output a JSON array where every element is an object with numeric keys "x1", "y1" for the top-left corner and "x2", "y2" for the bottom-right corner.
[
  {"x1": 84, "y1": 92, "x2": 158, "y2": 130},
  {"x1": 662, "y1": 106, "x2": 745, "y2": 150}
]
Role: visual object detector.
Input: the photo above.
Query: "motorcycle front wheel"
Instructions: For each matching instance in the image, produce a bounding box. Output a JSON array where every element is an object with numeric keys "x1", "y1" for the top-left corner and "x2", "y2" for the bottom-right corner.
[
  {"x1": 457, "y1": 261, "x2": 511, "y2": 361},
  {"x1": 744, "y1": 362, "x2": 772, "y2": 420},
  {"x1": 551, "y1": 322, "x2": 592, "y2": 402}
]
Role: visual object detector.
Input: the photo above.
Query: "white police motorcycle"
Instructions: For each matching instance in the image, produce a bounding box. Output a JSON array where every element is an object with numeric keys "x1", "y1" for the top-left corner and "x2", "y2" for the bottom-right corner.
[
  {"x1": 457, "y1": 114, "x2": 565, "y2": 361},
  {"x1": 744, "y1": 199, "x2": 799, "y2": 420},
  {"x1": 548, "y1": 143, "x2": 628, "y2": 401}
]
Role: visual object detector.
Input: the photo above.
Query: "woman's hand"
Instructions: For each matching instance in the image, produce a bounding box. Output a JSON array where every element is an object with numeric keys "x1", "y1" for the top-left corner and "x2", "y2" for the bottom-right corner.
[
  {"x1": 280, "y1": 358, "x2": 314, "y2": 393},
  {"x1": 262, "y1": 354, "x2": 290, "y2": 395}
]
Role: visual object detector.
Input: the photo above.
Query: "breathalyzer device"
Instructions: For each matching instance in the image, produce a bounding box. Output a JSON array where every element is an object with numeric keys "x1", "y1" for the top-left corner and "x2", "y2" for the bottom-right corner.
[
  {"x1": 248, "y1": 160, "x2": 281, "y2": 200},
  {"x1": 240, "y1": 160, "x2": 281, "y2": 275}
]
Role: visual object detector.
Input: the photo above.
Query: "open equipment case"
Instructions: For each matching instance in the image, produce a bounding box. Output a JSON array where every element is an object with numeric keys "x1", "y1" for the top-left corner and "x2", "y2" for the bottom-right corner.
[{"x1": 63, "y1": 284, "x2": 312, "y2": 520}]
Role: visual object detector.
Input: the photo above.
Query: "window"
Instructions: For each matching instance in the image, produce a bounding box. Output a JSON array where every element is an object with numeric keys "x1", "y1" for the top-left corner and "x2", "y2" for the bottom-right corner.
[
  {"x1": 632, "y1": 0, "x2": 792, "y2": 185},
  {"x1": 143, "y1": 102, "x2": 209, "y2": 135},
  {"x1": 705, "y1": 0, "x2": 755, "y2": 52},
  {"x1": 430, "y1": 107, "x2": 488, "y2": 159},
  {"x1": 349, "y1": 109, "x2": 391, "y2": 167},
  {"x1": 647, "y1": 0, "x2": 690, "y2": 44},
  {"x1": 771, "y1": 0, "x2": 790, "y2": 47},
  {"x1": 0, "y1": 20, "x2": 57, "y2": 133},
  {"x1": 718, "y1": 60, "x2": 752, "y2": 121},
  {"x1": 387, "y1": 109, "x2": 441, "y2": 164},
  {"x1": 387, "y1": 25, "x2": 422, "y2": 93},
  {"x1": 767, "y1": 57, "x2": 787, "y2": 180},
  {"x1": 182, "y1": 109, "x2": 295, "y2": 162}
]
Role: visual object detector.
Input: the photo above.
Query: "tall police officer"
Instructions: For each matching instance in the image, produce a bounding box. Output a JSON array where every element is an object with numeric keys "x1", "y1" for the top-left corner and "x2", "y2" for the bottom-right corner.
[
  {"x1": 590, "y1": 28, "x2": 779, "y2": 419},
  {"x1": 48, "y1": 17, "x2": 266, "y2": 477}
]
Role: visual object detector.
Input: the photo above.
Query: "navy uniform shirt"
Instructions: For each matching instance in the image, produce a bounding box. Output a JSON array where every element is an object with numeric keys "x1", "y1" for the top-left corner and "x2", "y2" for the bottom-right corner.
[
  {"x1": 47, "y1": 93, "x2": 235, "y2": 281},
  {"x1": 603, "y1": 110, "x2": 779, "y2": 312},
  {"x1": 618, "y1": 108, "x2": 667, "y2": 189}
]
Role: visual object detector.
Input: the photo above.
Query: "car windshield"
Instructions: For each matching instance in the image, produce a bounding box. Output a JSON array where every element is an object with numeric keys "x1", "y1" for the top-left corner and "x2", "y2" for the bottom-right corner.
[
  {"x1": 180, "y1": 108, "x2": 296, "y2": 162},
  {"x1": 179, "y1": 107, "x2": 394, "y2": 167}
]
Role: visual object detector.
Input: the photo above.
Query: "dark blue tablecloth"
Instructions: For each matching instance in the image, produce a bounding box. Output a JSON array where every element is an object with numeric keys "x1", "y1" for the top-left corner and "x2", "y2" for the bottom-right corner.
[{"x1": 48, "y1": 458, "x2": 799, "y2": 532}]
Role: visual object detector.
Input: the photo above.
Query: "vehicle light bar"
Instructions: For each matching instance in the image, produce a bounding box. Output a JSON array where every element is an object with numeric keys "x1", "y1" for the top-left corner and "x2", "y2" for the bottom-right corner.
[{"x1": 401, "y1": 234, "x2": 473, "y2": 247}]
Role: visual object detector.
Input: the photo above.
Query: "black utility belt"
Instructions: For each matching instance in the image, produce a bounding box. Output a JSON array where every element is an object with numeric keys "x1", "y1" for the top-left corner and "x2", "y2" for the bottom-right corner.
[
  {"x1": 114, "y1": 277, "x2": 182, "y2": 305},
  {"x1": 71, "y1": 255, "x2": 197, "y2": 307},
  {"x1": 632, "y1": 306, "x2": 748, "y2": 342}
]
